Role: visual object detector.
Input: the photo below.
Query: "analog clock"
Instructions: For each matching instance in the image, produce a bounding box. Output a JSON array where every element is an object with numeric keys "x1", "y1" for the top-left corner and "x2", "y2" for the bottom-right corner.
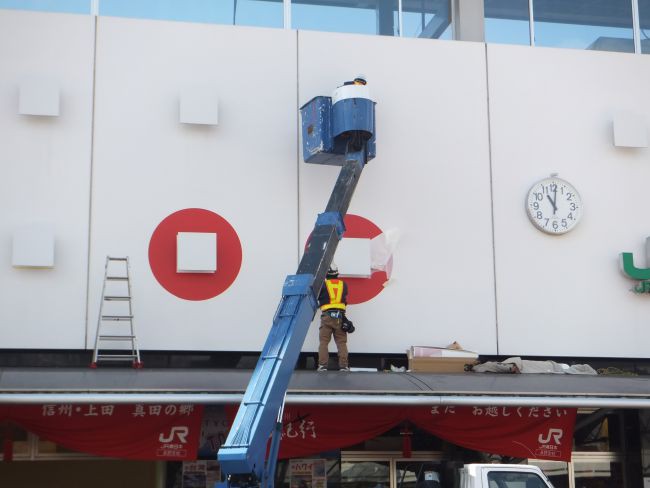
[{"x1": 525, "y1": 175, "x2": 582, "y2": 235}]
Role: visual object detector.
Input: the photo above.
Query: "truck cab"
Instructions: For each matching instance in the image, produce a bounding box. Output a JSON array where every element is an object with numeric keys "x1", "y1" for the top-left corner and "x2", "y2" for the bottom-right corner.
[{"x1": 459, "y1": 464, "x2": 554, "y2": 488}]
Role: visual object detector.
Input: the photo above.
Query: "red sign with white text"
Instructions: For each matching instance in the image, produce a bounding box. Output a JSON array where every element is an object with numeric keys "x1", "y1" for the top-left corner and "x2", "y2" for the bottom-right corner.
[
  {"x1": 408, "y1": 405, "x2": 577, "y2": 462},
  {"x1": 0, "y1": 404, "x2": 203, "y2": 460},
  {"x1": 226, "y1": 404, "x2": 576, "y2": 461}
]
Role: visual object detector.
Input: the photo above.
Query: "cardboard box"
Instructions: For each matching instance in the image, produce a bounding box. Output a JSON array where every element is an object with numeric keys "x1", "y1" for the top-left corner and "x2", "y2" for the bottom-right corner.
[
  {"x1": 407, "y1": 350, "x2": 477, "y2": 373},
  {"x1": 411, "y1": 345, "x2": 478, "y2": 359}
]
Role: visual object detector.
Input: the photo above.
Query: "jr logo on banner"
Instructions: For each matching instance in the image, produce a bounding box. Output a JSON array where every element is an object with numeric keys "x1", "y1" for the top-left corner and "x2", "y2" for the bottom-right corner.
[{"x1": 0, "y1": 404, "x2": 204, "y2": 460}]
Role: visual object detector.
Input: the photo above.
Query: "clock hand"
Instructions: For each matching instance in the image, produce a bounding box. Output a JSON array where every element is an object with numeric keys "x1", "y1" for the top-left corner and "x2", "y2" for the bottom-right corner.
[
  {"x1": 546, "y1": 194, "x2": 558, "y2": 214},
  {"x1": 553, "y1": 187, "x2": 558, "y2": 215}
]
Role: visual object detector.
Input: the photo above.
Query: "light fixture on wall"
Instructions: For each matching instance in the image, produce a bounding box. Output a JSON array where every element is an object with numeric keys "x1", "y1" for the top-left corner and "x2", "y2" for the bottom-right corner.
[
  {"x1": 18, "y1": 77, "x2": 60, "y2": 117},
  {"x1": 12, "y1": 224, "x2": 55, "y2": 268},
  {"x1": 334, "y1": 237, "x2": 372, "y2": 278},
  {"x1": 612, "y1": 111, "x2": 648, "y2": 148},
  {"x1": 177, "y1": 232, "x2": 218, "y2": 273},
  {"x1": 179, "y1": 87, "x2": 219, "y2": 126}
]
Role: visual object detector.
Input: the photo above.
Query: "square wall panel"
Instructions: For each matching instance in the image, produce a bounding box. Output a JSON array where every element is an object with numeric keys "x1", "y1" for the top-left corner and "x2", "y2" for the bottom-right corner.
[
  {"x1": 19, "y1": 78, "x2": 60, "y2": 116},
  {"x1": 180, "y1": 87, "x2": 219, "y2": 125},
  {"x1": 613, "y1": 111, "x2": 648, "y2": 148},
  {"x1": 335, "y1": 238, "x2": 372, "y2": 278},
  {"x1": 12, "y1": 225, "x2": 55, "y2": 268},
  {"x1": 177, "y1": 232, "x2": 217, "y2": 273}
]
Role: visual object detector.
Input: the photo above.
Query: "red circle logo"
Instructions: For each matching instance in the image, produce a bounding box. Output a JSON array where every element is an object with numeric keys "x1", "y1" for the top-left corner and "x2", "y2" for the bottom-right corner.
[
  {"x1": 148, "y1": 208, "x2": 243, "y2": 301},
  {"x1": 307, "y1": 214, "x2": 392, "y2": 305}
]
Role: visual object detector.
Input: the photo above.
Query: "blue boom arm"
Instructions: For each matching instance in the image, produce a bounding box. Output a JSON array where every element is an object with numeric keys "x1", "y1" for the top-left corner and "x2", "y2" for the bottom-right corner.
[{"x1": 217, "y1": 82, "x2": 375, "y2": 488}]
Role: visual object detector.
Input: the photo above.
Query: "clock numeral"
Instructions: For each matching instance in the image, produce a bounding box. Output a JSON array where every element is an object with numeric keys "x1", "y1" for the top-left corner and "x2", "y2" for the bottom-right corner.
[
  {"x1": 544, "y1": 218, "x2": 550, "y2": 227},
  {"x1": 536, "y1": 211, "x2": 543, "y2": 219},
  {"x1": 561, "y1": 219, "x2": 568, "y2": 228},
  {"x1": 532, "y1": 202, "x2": 539, "y2": 210},
  {"x1": 567, "y1": 213, "x2": 573, "y2": 220},
  {"x1": 534, "y1": 192, "x2": 543, "y2": 201},
  {"x1": 569, "y1": 203, "x2": 576, "y2": 211},
  {"x1": 566, "y1": 192, "x2": 573, "y2": 201}
]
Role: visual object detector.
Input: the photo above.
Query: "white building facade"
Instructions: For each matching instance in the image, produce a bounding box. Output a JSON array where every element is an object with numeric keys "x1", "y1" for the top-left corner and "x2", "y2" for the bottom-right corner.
[{"x1": 2, "y1": 1, "x2": 650, "y2": 487}]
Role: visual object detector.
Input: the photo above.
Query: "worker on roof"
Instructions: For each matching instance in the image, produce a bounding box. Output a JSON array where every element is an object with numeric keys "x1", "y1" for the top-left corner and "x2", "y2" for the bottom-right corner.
[{"x1": 317, "y1": 264, "x2": 354, "y2": 372}]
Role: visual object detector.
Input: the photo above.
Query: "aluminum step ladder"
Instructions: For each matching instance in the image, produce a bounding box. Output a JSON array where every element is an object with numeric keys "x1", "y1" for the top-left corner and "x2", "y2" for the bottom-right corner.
[{"x1": 90, "y1": 256, "x2": 143, "y2": 368}]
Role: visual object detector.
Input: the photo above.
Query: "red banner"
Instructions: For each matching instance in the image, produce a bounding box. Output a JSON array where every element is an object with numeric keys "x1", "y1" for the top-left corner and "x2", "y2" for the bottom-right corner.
[
  {"x1": 408, "y1": 405, "x2": 576, "y2": 462},
  {"x1": 226, "y1": 405, "x2": 405, "y2": 459},
  {"x1": 0, "y1": 404, "x2": 203, "y2": 460},
  {"x1": 0, "y1": 403, "x2": 576, "y2": 462},
  {"x1": 227, "y1": 404, "x2": 576, "y2": 462}
]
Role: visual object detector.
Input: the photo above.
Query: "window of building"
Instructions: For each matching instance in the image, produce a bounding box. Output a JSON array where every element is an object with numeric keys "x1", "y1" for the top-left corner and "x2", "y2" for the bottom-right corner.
[
  {"x1": 533, "y1": 0, "x2": 634, "y2": 52},
  {"x1": 484, "y1": 0, "x2": 530, "y2": 45},
  {"x1": 572, "y1": 456, "x2": 624, "y2": 487},
  {"x1": 0, "y1": 0, "x2": 90, "y2": 14},
  {"x1": 291, "y1": 0, "x2": 399, "y2": 36},
  {"x1": 274, "y1": 457, "x2": 341, "y2": 488},
  {"x1": 99, "y1": 0, "x2": 283, "y2": 28},
  {"x1": 573, "y1": 411, "x2": 622, "y2": 453},
  {"x1": 396, "y1": 461, "x2": 445, "y2": 488},
  {"x1": 401, "y1": 0, "x2": 452, "y2": 40},
  {"x1": 641, "y1": 0, "x2": 650, "y2": 53},
  {"x1": 342, "y1": 460, "x2": 391, "y2": 488}
]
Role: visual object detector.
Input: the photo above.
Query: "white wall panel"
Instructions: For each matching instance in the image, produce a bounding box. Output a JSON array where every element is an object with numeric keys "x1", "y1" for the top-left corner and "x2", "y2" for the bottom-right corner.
[
  {"x1": 488, "y1": 45, "x2": 650, "y2": 357},
  {"x1": 4, "y1": 11, "x2": 650, "y2": 359},
  {"x1": 90, "y1": 18, "x2": 298, "y2": 351},
  {"x1": 298, "y1": 32, "x2": 496, "y2": 355},
  {"x1": 0, "y1": 10, "x2": 93, "y2": 348}
]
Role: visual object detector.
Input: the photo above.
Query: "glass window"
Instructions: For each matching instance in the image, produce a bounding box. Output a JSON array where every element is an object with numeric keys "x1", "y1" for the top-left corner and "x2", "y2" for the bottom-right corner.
[
  {"x1": 341, "y1": 461, "x2": 390, "y2": 488},
  {"x1": 397, "y1": 462, "x2": 444, "y2": 488},
  {"x1": 274, "y1": 457, "x2": 341, "y2": 488},
  {"x1": 573, "y1": 460, "x2": 624, "y2": 487},
  {"x1": 528, "y1": 460, "x2": 569, "y2": 488},
  {"x1": 401, "y1": 0, "x2": 452, "y2": 39},
  {"x1": 574, "y1": 412, "x2": 621, "y2": 452},
  {"x1": 0, "y1": 0, "x2": 90, "y2": 14},
  {"x1": 487, "y1": 471, "x2": 548, "y2": 488},
  {"x1": 641, "y1": 0, "x2": 650, "y2": 54},
  {"x1": 484, "y1": 0, "x2": 530, "y2": 45},
  {"x1": 533, "y1": 0, "x2": 634, "y2": 53},
  {"x1": 99, "y1": 0, "x2": 283, "y2": 28},
  {"x1": 292, "y1": 0, "x2": 399, "y2": 36}
]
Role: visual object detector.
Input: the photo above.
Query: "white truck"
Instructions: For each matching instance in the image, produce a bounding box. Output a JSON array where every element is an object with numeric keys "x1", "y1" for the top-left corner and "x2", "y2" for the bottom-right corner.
[{"x1": 458, "y1": 464, "x2": 554, "y2": 488}]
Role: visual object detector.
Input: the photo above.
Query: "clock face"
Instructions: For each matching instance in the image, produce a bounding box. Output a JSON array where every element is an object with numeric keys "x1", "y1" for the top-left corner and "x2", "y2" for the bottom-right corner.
[{"x1": 526, "y1": 176, "x2": 582, "y2": 235}]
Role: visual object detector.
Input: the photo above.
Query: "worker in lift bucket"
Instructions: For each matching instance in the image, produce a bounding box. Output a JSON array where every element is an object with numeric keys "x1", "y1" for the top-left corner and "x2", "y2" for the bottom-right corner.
[
  {"x1": 317, "y1": 264, "x2": 355, "y2": 372},
  {"x1": 343, "y1": 76, "x2": 367, "y2": 86}
]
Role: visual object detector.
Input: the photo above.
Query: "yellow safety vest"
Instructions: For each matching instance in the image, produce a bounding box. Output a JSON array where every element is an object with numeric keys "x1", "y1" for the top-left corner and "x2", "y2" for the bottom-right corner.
[{"x1": 321, "y1": 279, "x2": 346, "y2": 311}]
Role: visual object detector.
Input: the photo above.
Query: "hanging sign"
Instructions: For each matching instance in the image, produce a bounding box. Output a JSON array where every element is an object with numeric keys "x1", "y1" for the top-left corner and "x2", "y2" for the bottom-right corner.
[
  {"x1": 620, "y1": 237, "x2": 650, "y2": 293},
  {"x1": 407, "y1": 405, "x2": 577, "y2": 462},
  {"x1": 0, "y1": 404, "x2": 204, "y2": 460},
  {"x1": 225, "y1": 404, "x2": 576, "y2": 462}
]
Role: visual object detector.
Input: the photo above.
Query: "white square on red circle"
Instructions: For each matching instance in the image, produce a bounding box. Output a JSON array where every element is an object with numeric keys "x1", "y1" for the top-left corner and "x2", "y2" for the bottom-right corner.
[
  {"x1": 335, "y1": 237, "x2": 372, "y2": 278},
  {"x1": 177, "y1": 232, "x2": 217, "y2": 273}
]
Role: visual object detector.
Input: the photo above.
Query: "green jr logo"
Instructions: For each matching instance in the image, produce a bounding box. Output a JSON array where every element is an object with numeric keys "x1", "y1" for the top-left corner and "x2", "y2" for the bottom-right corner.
[{"x1": 620, "y1": 238, "x2": 650, "y2": 293}]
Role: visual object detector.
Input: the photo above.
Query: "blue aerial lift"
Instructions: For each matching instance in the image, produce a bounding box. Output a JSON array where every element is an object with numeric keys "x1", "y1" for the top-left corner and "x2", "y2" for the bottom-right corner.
[{"x1": 217, "y1": 78, "x2": 376, "y2": 488}]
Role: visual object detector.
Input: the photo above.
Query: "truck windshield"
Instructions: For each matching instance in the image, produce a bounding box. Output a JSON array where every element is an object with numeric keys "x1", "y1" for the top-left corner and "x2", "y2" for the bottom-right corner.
[{"x1": 487, "y1": 471, "x2": 553, "y2": 488}]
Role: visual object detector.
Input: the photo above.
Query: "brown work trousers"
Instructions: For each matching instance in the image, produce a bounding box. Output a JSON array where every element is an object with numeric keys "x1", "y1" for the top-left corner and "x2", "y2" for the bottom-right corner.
[{"x1": 318, "y1": 312, "x2": 348, "y2": 368}]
